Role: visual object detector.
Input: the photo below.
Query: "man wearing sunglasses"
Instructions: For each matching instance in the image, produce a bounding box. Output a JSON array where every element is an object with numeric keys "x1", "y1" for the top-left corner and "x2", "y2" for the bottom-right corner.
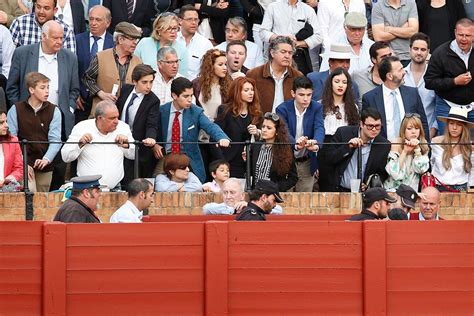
[
  {"x1": 324, "y1": 108, "x2": 390, "y2": 192},
  {"x1": 362, "y1": 55, "x2": 429, "y2": 141}
]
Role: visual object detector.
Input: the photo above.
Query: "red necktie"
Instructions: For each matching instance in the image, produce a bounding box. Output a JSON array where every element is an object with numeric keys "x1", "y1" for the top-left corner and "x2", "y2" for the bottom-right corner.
[{"x1": 171, "y1": 111, "x2": 180, "y2": 153}]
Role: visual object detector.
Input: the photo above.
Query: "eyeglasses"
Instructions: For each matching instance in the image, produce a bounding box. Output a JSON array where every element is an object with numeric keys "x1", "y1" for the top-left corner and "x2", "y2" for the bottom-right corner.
[
  {"x1": 363, "y1": 123, "x2": 382, "y2": 130},
  {"x1": 160, "y1": 59, "x2": 181, "y2": 65},
  {"x1": 333, "y1": 106, "x2": 342, "y2": 120},
  {"x1": 404, "y1": 113, "x2": 420, "y2": 119},
  {"x1": 182, "y1": 17, "x2": 199, "y2": 23},
  {"x1": 264, "y1": 112, "x2": 279, "y2": 121},
  {"x1": 163, "y1": 26, "x2": 180, "y2": 33},
  {"x1": 122, "y1": 35, "x2": 139, "y2": 43}
]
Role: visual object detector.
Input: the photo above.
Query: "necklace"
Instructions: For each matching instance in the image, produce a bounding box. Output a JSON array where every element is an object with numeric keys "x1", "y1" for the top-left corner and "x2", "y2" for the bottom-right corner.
[{"x1": 240, "y1": 113, "x2": 248, "y2": 118}]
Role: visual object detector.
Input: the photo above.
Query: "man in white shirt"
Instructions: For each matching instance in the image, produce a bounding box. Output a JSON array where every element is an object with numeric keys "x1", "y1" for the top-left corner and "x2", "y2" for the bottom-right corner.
[
  {"x1": 61, "y1": 100, "x2": 135, "y2": 189},
  {"x1": 226, "y1": 40, "x2": 248, "y2": 79},
  {"x1": 151, "y1": 46, "x2": 183, "y2": 105},
  {"x1": 319, "y1": 12, "x2": 374, "y2": 75},
  {"x1": 176, "y1": 5, "x2": 213, "y2": 81},
  {"x1": 216, "y1": 17, "x2": 264, "y2": 70},
  {"x1": 110, "y1": 178, "x2": 154, "y2": 223}
]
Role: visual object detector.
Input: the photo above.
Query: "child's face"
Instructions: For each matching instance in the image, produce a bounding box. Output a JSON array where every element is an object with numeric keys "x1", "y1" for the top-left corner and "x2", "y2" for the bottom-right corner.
[
  {"x1": 29, "y1": 81, "x2": 49, "y2": 102},
  {"x1": 213, "y1": 164, "x2": 230, "y2": 182}
]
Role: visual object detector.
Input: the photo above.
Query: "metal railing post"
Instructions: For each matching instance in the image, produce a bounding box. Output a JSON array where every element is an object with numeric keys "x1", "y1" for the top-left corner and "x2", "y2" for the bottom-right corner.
[
  {"x1": 21, "y1": 140, "x2": 34, "y2": 221},
  {"x1": 133, "y1": 140, "x2": 140, "y2": 180},
  {"x1": 245, "y1": 140, "x2": 251, "y2": 192}
]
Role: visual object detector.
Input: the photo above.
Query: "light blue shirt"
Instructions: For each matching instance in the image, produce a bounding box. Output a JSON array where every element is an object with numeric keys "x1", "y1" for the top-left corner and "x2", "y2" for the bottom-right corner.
[
  {"x1": 155, "y1": 173, "x2": 203, "y2": 192},
  {"x1": 340, "y1": 141, "x2": 372, "y2": 189},
  {"x1": 404, "y1": 62, "x2": 437, "y2": 130},
  {"x1": 7, "y1": 104, "x2": 62, "y2": 163},
  {"x1": 203, "y1": 202, "x2": 283, "y2": 215}
]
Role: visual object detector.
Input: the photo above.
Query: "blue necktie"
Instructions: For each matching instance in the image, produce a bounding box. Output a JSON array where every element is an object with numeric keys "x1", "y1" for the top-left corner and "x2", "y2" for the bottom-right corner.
[
  {"x1": 125, "y1": 93, "x2": 138, "y2": 125},
  {"x1": 391, "y1": 91, "x2": 401, "y2": 137},
  {"x1": 90, "y1": 36, "x2": 100, "y2": 57}
]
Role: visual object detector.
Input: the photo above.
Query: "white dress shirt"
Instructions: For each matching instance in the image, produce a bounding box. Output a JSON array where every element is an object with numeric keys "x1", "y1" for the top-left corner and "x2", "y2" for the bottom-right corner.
[
  {"x1": 109, "y1": 200, "x2": 143, "y2": 223},
  {"x1": 151, "y1": 72, "x2": 183, "y2": 105},
  {"x1": 216, "y1": 40, "x2": 265, "y2": 69},
  {"x1": 294, "y1": 102, "x2": 307, "y2": 158},
  {"x1": 55, "y1": 1, "x2": 74, "y2": 32},
  {"x1": 165, "y1": 105, "x2": 183, "y2": 153},
  {"x1": 61, "y1": 119, "x2": 135, "y2": 189},
  {"x1": 382, "y1": 84, "x2": 405, "y2": 141},
  {"x1": 0, "y1": 25, "x2": 15, "y2": 78},
  {"x1": 120, "y1": 88, "x2": 145, "y2": 130},
  {"x1": 38, "y1": 45, "x2": 59, "y2": 107},
  {"x1": 89, "y1": 32, "x2": 106, "y2": 52},
  {"x1": 176, "y1": 32, "x2": 214, "y2": 80},
  {"x1": 260, "y1": 0, "x2": 322, "y2": 49},
  {"x1": 270, "y1": 64, "x2": 287, "y2": 112}
]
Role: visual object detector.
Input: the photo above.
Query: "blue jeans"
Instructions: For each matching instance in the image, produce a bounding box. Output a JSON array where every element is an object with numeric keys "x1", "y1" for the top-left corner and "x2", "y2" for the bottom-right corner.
[{"x1": 435, "y1": 95, "x2": 474, "y2": 136}]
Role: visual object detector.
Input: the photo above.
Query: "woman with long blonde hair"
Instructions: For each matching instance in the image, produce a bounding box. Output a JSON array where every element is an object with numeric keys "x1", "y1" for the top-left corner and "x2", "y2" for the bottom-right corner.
[
  {"x1": 384, "y1": 113, "x2": 430, "y2": 191},
  {"x1": 430, "y1": 107, "x2": 474, "y2": 192}
]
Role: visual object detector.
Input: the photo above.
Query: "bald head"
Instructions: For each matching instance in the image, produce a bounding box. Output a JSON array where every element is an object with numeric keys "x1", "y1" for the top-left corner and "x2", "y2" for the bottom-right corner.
[
  {"x1": 222, "y1": 178, "x2": 245, "y2": 207},
  {"x1": 419, "y1": 187, "x2": 441, "y2": 220},
  {"x1": 41, "y1": 21, "x2": 64, "y2": 54}
]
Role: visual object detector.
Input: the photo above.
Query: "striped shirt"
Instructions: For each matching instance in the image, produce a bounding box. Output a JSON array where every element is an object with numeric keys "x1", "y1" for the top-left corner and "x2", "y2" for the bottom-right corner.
[
  {"x1": 83, "y1": 48, "x2": 133, "y2": 96},
  {"x1": 9, "y1": 14, "x2": 76, "y2": 53},
  {"x1": 255, "y1": 143, "x2": 273, "y2": 182}
]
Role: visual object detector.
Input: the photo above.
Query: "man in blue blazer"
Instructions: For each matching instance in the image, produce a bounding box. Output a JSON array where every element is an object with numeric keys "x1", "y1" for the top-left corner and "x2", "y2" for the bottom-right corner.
[
  {"x1": 159, "y1": 77, "x2": 230, "y2": 183},
  {"x1": 307, "y1": 44, "x2": 360, "y2": 102},
  {"x1": 6, "y1": 21, "x2": 79, "y2": 138},
  {"x1": 362, "y1": 55, "x2": 429, "y2": 140},
  {"x1": 75, "y1": 5, "x2": 114, "y2": 122},
  {"x1": 276, "y1": 76, "x2": 325, "y2": 192}
]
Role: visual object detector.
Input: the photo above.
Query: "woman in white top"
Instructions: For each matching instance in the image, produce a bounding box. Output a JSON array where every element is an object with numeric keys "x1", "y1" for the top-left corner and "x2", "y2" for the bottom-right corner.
[
  {"x1": 430, "y1": 107, "x2": 474, "y2": 192},
  {"x1": 155, "y1": 153, "x2": 203, "y2": 192},
  {"x1": 318, "y1": 67, "x2": 359, "y2": 191},
  {"x1": 384, "y1": 113, "x2": 430, "y2": 192}
]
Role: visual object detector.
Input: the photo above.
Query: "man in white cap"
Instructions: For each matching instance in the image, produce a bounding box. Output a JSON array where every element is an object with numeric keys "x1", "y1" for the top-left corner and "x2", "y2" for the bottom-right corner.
[
  {"x1": 307, "y1": 44, "x2": 360, "y2": 101},
  {"x1": 319, "y1": 12, "x2": 374, "y2": 75}
]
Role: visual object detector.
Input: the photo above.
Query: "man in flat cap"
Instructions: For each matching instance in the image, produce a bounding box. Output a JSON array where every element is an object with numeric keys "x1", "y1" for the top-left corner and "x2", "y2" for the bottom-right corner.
[
  {"x1": 53, "y1": 175, "x2": 103, "y2": 223},
  {"x1": 236, "y1": 179, "x2": 284, "y2": 221},
  {"x1": 348, "y1": 187, "x2": 396, "y2": 221},
  {"x1": 83, "y1": 21, "x2": 142, "y2": 118}
]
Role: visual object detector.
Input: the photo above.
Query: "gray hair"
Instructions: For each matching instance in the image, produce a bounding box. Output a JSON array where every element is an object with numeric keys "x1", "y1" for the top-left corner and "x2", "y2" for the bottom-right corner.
[
  {"x1": 268, "y1": 35, "x2": 294, "y2": 61},
  {"x1": 227, "y1": 17, "x2": 247, "y2": 35},
  {"x1": 89, "y1": 5, "x2": 112, "y2": 22},
  {"x1": 157, "y1": 46, "x2": 178, "y2": 61},
  {"x1": 95, "y1": 100, "x2": 117, "y2": 118},
  {"x1": 42, "y1": 20, "x2": 63, "y2": 38},
  {"x1": 113, "y1": 31, "x2": 122, "y2": 43},
  {"x1": 222, "y1": 177, "x2": 244, "y2": 193}
]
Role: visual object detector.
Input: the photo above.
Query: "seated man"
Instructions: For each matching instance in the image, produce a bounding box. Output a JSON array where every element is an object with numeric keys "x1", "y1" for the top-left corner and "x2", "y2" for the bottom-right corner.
[
  {"x1": 203, "y1": 178, "x2": 283, "y2": 215},
  {"x1": 61, "y1": 100, "x2": 135, "y2": 189},
  {"x1": 53, "y1": 175, "x2": 103, "y2": 223},
  {"x1": 409, "y1": 186, "x2": 442, "y2": 220},
  {"x1": 348, "y1": 187, "x2": 397, "y2": 221},
  {"x1": 110, "y1": 178, "x2": 154, "y2": 223},
  {"x1": 323, "y1": 108, "x2": 391, "y2": 192},
  {"x1": 236, "y1": 179, "x2": 284, "y2": 221}
]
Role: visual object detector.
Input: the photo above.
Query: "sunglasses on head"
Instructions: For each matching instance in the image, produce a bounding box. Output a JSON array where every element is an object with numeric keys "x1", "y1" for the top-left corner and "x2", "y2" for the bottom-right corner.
[
  {"x1": 404, "y1": 113, "x2": 420, "y2": 119},
  {"x1": 264, "y1": 112, "x2": 279, "y2": 121},
  {"x1": 333, "y1": 106, "x2": 342, "y2": 120}
]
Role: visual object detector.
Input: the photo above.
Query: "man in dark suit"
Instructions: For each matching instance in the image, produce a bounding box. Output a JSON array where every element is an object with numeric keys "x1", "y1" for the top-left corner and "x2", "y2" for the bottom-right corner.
[
  {"x1": 116, "y1": 64, "x2": 161, "y2": 189},
  {"x1": 158, "y1": 77, "x2": 230, "y2": 183},
  {"x1": 75, "y1": 5, "x2": 114, "y2": 122},
  {"x1": 362, "y1": 55, "x2": 429, "y2": 141},
  {"x1": 307, "y1": 44, "x2": 360, "y2": 102},
  {"x1": 102, "y1": 0, "x2": 154, "y2": 37},
  {"x1": 324, "y1": 108, "x2": 390, "y2": 192},
  {"x1": 276, "y1": 76, "x2": 324, "y2": 192}
]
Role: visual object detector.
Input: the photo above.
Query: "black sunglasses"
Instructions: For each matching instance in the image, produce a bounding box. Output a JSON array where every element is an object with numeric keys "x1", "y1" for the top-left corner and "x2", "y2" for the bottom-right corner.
[
  {"x1": 264, "y1": 112, "x2": 279, "y2": 121},
  {"x1": 177, "y1": 165, "x2": 189, "y2": 170}
]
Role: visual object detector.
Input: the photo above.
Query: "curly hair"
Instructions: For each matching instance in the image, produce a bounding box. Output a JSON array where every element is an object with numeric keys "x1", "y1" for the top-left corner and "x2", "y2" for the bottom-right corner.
[
  {"x1": 399, "y1": 115, "x2": 429, "y2": 155},
  {"x1": 263, "y1": 116, "x2": 293, "y2": 177},
  {"x1": 442, "y1": 120, "x2": 472, "y2": 173},
  {"x1": 320, "y1": 67, "x2": 359, "y2": 125},
  {"x1": 220, "y1": 77, "x2": 262, "y2": 125},
  {"x1": 198, "y1": 49, "x2": 232, "y2": 104}
]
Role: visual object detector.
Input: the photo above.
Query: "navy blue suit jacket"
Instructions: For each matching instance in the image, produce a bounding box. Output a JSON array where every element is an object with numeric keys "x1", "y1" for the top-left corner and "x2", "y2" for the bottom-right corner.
[
  {"x1": 361, "y1": 85, "x2": 430, "y2": 140},
  {"x1": 307, "y1": 70, "x2": 360, "y2": 102},
  {"x1": 75, "y1": 31, "x2": 114, "y2": 99},
  {"x1": 70, "y1": 0, "x2": 86, "y2": 34},
  {"x1": 160, "y1": 102, "x2": 229, "y2": 183},
  {"x1": 276, "y1": 99, "x2": 325, "y2": 173}
]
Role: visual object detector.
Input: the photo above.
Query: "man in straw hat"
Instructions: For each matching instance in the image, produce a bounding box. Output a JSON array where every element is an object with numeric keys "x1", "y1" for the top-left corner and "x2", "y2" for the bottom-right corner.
[{"x1": 425, "y1": 18, "x2": 474, "y2": 135}]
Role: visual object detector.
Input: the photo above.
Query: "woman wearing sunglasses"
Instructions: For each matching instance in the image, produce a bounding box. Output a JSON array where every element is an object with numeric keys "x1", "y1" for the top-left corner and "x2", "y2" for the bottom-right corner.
[
  {"x1": 215, "y1": 77, "x2": 262, "y2": 179},
  {"x1": 430, "y1": 107, "x2": 474, "y2": 192},
  {"x1": 155, "y1": 153, "x2": 203, "y2": 192},
  {"x1": 317, "y1": 67, "x2": 359, "y2": 191},
  {"x1": 134, "y1": 12, "x2": 188, "y2": 75},
  {"x1": 245, "y1": 112, "x2": 297, "y2": 191},
  {"x1": 384, "y1": 113, "x2": 430, "y2": 192}
]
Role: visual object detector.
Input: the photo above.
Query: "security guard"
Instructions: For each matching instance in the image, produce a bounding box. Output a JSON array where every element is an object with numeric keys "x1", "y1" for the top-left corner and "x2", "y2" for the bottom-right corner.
[
  {"x1": 236, "y1": 179, "x2": 284, "y2": 221},
  {"x1": 53, "y1": 175, "x2": 104, "y2": 223}
]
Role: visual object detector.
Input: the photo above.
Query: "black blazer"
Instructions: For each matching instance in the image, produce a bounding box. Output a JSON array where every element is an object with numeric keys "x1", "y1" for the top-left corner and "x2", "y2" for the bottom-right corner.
[
  {"x1": 70, "y1": 0, "x2": 86, "y2": 34},
  {"x1": 116, "y1": 84, "x2": 161, "y2": 162},
  {"x1": 250, "y1": 142, "x2": 298, "y2": 192},
  {"x1": 103, "y1": 0, "x2": 155, "y2": 37},
  {"x1": 324, "y1": 126, "x2": 391, "y2": 192},
  {"x1": 183, "y1": 0, "x2": 229, "y2": 44}
]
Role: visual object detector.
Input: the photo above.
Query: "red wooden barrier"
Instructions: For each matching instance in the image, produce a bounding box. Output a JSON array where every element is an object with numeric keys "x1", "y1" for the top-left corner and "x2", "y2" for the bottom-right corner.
[
  {"x1": 1, "y1": 220, "x2": 473, "y2": 315},
  {"x1": 143, "y1": 214, "x2": 351, "y2": 222}
]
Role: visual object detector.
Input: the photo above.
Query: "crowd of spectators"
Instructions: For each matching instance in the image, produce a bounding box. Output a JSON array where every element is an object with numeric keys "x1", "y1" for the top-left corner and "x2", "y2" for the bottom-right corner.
[{"x1": 0, "y1": 0, "x2": 473, "y2": 222}]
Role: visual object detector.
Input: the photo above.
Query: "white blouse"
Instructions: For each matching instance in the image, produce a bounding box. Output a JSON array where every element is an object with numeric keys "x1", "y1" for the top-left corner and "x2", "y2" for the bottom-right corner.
[
  {"x1": 431, "y1": 144, "x2": 474, "y2": 186},
  {"x1": 324, "y1": 104, "x2": 348, "y2": 136}
]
